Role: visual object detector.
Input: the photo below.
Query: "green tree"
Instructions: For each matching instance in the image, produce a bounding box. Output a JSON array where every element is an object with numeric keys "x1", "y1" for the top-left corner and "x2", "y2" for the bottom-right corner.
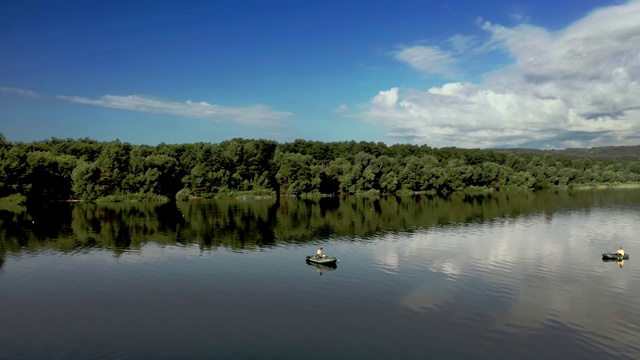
[
  {"x1": 71, "y1": 161, "x2": 101, "y2": 200},
  {"x1": 274, "y1": 152, "x2": 317, "y2": 195},
  {"x1": 94, "y1": 140, "x2": 132, "y2": 195},
  {"x1": 326, "y1": 157, "x2": 353, "y2": 194},
  {"x1": 24, "y1": 151, "x2": 77, "y2": 201}
]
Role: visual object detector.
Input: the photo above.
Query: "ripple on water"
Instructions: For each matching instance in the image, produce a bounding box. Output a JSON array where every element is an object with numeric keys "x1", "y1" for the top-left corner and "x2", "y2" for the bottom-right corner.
[{"x1": 3, "y1": 198, "x2": 640, "y2": 359}]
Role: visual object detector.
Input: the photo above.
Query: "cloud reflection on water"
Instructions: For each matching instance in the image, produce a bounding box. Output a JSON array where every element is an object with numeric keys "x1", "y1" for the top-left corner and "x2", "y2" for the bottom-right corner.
[{"x1": 373, "y1": 207, "x2": 640, "y2": 356}]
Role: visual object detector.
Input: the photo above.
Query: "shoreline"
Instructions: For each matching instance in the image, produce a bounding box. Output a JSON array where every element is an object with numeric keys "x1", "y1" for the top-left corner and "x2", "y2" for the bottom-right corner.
[{"x1": 1, "y1": 182, "x2": 639, "y2": 209}]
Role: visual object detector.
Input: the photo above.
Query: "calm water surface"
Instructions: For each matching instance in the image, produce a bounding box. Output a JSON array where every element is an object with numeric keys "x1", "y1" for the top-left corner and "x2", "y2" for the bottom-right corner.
[{"x1": 1, "y1": 190, "x2": 640, "y2": 359}]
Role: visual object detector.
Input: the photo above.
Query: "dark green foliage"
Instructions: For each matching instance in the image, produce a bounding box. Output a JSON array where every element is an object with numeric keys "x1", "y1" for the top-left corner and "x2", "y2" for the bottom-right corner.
[
  {"x1": 24, "y1": 151, "x2": 77, "y2": 201},
  {"x1": 0, "y1": 131, "x2": 639, "y2": 202},
  {"x1": 181, "y1": 138, "x2": 278, "y2": 197},
  {"x1": 274, "y1": 151, "x2": 317, "y2": 195}
]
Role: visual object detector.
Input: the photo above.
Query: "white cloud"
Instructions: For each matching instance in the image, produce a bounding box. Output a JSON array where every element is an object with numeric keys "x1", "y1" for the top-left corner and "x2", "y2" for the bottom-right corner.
[
  {"x1": 446, "y1": 34, "x2": 476, "y2": 53},
  {"x1": 359, "y1": 0, "x2": 640, "y2": 149},
  {"x1": 58, "y1": 94, "x2": 292, "y2": 126},
  {"x1": 394, "y1": 45, "x2": 457, "y2": 77},
  {"x1": 334, "y1": 104, "x2": 349, "y2": 114},
  {"x1": 1, "y1": 87, "x2": 40, "y2": 98},
  {"x1": 508, "y1": 13, "x2": 529, "y2": 24}
]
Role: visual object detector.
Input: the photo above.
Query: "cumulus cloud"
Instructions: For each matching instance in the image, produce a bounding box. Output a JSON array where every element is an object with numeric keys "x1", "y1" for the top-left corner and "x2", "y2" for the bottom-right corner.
[
  {"x1": 57, "y1": 94, "x2": 292, "y2": 126},
  {"x1": 1, "y1": 87, "x2": 40, "y2": 98},
  {"x1": 359, "y1": 0, "x2": 640, "y2": 149}
]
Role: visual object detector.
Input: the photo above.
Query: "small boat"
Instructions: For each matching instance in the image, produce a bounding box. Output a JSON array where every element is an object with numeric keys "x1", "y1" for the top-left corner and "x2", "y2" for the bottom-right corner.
[
  {"x1": 305, "y1": 255, "x2": 339, "y2": 265},
  {"x1": 306, "y1": 260, "x2": 337, "y2": 271},
  {"x1": 602, "y1": 252, "x2": 629, "y2": 260}
]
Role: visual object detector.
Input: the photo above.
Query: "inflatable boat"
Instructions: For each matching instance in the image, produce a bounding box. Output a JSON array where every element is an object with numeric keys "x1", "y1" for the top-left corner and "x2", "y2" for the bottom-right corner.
[
  {"x1": 306, "y1": 260, "x2": 338, "y2": 270},
  {"x1": 305, "y1": 255, "x2": 339, "y2": 265},
  {"x1": 602, "y1": 252, "x2": 629, "y2": 260}
]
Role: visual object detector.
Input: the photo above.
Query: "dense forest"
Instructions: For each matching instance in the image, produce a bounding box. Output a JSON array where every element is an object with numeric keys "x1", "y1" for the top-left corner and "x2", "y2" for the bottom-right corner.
[{"x1": 1, "y1": 132, "x2": 639, "y2": 203}]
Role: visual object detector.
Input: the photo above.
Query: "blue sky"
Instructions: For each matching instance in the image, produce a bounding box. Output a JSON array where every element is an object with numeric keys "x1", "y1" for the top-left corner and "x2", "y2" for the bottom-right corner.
[{"x1": 2, "y1": 0, "x2": 639, "y2": 149}]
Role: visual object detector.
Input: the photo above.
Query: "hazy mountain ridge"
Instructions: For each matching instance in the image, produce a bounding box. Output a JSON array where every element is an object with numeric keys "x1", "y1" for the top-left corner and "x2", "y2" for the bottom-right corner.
[{"x1": 491, "y1": 145, "x2": 640, "y2": 161}]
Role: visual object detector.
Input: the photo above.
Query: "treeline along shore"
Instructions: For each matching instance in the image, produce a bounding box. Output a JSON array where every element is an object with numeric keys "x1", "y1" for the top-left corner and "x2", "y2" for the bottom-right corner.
[{"x1": 1, "y1": 132, "x2": 639, "y2": 203}]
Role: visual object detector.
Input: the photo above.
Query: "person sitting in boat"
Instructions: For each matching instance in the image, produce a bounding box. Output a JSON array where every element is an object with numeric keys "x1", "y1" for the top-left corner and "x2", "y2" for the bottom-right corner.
[
  {"x1": 317, "y1": 247, "x2": 326, "y2": 259},
  {"x1": 616, "y1": 247, "x2": 625, "y2": 257}
]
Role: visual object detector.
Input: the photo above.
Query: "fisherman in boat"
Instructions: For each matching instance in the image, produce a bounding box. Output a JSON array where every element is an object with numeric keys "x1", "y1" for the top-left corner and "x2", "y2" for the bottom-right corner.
[
  {"x1": 615, "y1": 247, "x2": 625, "y2": 258},
  {"x1": 317, "y1": 247, "x2": 326, "y2": 259}
]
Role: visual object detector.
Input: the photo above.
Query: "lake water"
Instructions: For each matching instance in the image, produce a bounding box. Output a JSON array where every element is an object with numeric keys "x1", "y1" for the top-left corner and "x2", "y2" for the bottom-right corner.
[{"x1": 1, "y1": 189, "x2": 640, "y2": 359}]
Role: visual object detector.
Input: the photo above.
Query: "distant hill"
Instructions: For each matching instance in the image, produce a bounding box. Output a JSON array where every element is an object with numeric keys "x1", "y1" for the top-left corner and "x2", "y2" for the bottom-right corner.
[{"x1": 490, "y1": 145, "x2": 640, "y2": 161}]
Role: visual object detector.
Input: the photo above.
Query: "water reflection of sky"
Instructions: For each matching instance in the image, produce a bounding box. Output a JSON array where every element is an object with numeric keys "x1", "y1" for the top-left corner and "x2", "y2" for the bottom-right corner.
[
  {"x1": 368, "y1": 206, "x2": 640, "y2": 357},
  {"x1": 3, "y1": 201, "x2": 640, "y2": 359}
]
